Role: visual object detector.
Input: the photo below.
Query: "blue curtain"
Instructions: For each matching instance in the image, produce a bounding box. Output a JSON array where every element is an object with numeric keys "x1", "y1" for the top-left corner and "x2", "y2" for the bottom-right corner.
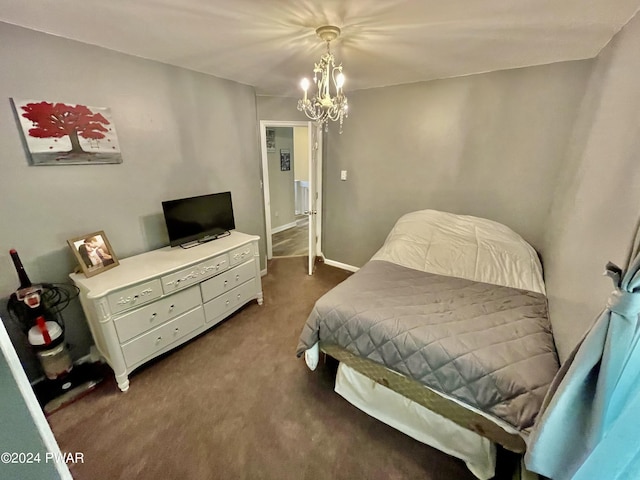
[{"x1": 525, "y1": 240, "x2": 640, "y2": 479}]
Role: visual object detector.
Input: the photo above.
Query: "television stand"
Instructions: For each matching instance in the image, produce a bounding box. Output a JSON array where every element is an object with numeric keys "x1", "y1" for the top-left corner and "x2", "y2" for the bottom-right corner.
[{"x1": 180, "y1": 230, "x2": 231, "y2": 249}]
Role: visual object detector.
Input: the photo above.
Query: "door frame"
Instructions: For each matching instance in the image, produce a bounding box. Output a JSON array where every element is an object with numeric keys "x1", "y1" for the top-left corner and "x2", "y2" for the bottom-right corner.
[
  {"x1": 259, "y1": 120, "x2": 323, "y2": 261},
  {"x1": 0, "y1": 321, "x2": 73, "y2": 479}
]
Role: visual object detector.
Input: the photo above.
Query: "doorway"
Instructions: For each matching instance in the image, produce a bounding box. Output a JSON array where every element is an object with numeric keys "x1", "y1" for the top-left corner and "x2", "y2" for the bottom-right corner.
[
  {"x1": 260, "y1": 120, "x2": 322, "y2": 274},
  {"x1": 271, "y1": 214, "x2": 308, "y2": 256}
]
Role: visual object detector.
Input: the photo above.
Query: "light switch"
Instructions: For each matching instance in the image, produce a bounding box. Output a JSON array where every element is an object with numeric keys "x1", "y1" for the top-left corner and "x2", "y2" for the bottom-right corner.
[{"x1": 340, "y1": 170, "x2": 348, "y2": 181}]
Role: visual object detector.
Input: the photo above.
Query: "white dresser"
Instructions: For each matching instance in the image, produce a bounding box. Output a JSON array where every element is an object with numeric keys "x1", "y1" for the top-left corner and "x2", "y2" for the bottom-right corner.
[{"x1": 70, "y1": 231, "x2": 263, "y2": 391}]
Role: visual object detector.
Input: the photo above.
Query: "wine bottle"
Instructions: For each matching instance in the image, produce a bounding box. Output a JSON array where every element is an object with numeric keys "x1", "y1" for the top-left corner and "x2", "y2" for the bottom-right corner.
[{"x1": 10, "y1": 249, "x2": 33, "y2": 289}]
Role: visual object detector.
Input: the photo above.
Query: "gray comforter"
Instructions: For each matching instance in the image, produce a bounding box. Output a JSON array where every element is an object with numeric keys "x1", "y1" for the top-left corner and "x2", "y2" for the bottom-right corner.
[{"x1": 297, "y1": 260, "x2": 559, "y2": 431}]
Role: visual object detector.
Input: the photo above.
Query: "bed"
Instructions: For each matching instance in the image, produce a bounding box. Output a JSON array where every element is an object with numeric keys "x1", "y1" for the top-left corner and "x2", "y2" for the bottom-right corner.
[{"x1": 296, "y1": 210, "x2": 559, "y2": 479}]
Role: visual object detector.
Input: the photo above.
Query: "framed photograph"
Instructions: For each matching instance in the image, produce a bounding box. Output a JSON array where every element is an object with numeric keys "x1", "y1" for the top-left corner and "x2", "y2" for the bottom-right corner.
[
  {"x1": 68, "y1": 231, "x2": 119, "y2": 277},
  {"x1": 11, "y1": 98, "x2": 123, "y2": 166},
  {"x1": 280, "y1": 149, "x2": 291, "y2": 171},
  {"x1": 266, "y1": 128, "x2": 276, "y2": 153}
]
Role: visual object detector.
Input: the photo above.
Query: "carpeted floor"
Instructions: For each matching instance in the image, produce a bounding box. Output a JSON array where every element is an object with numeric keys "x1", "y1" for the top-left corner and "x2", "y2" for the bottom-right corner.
[{"x1": 47, "y1": 257, "x2": 518, "y2": 480}]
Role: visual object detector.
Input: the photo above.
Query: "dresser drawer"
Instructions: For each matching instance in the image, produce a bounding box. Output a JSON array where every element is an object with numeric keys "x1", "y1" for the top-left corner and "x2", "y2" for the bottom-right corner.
[
  {"x1": 113, "y1": 285, "x2": 202, "y2": 343},
  {"x1": 107, "y1": 279, "x2": 163, "y2": 315},
  {"x1": 121, "y1": 306, "x2": 205, "y2": 368},
  {"x1": 161, "y1": 254, "x2": 229, "y2": 294},
  {"x1": 200, "y1": 261, "x2": 256, "y2": 303},
  {"x1": 204, "y1": 280, "x2": 256, "y2": 325},
  {"x1": 229, "y1": 243, "x2": 253, "y2": 267}
]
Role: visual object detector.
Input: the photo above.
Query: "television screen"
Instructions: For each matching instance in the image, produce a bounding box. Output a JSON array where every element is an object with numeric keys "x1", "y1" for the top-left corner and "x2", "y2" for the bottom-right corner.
[{"x1": 162, "y1": 191, "x2": 236, "y2": 247}]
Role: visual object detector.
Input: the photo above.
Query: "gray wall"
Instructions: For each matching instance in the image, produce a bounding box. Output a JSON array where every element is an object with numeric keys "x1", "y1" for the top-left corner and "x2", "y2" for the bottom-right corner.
[
  {"x1": 0, "y1": 23, "x2": 265, "y2": 376},
  {"x1": 322, "y1": 61, "x2": 593, "y2": 267},
  {"x1": 256, "y1": 96, "x2": 308, "y2": 123},
  {"x1": 541, "y1": 13, "x2": 640, "y2": 362},
  {"x1": 267, "y1": 127, "x2": 295, "y2": 229}
]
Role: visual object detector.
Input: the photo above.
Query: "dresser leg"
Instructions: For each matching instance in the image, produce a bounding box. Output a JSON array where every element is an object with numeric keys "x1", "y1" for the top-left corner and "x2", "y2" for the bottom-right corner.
[
  {"x1": 257, "y1": 293, "x2": 264, "y2": 306},
  {"x1": 116, "y1": 374, "x2": 130, "y2": 392}
]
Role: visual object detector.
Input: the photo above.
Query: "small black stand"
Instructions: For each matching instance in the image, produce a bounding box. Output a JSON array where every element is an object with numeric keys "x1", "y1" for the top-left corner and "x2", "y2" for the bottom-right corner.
[{"x1": 179, "y1": 230, "x2": 231, "y2": 249}]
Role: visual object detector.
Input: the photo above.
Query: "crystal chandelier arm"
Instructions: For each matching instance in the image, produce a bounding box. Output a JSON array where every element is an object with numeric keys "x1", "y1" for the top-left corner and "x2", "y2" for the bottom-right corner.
[{"x1": 318, "y1": 52, "x2": 333, "y2": 104}]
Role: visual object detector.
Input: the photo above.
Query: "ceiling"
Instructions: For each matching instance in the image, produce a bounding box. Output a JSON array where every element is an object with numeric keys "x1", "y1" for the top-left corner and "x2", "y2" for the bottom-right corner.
[{"x1": 1, "y1": 0, "x2": 639, "y2": 97}]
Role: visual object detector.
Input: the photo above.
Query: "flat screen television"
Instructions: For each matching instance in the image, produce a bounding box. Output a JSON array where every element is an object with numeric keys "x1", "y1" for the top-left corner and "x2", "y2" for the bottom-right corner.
[{"x1": 162, "y1": 191, "x2": 236, "y2": 248}]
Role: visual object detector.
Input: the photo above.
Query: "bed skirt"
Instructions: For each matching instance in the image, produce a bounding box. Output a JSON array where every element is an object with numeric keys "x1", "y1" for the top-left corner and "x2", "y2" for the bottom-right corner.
[
  {"x1": 321, "y1": 343, "x2": 527, "y2": 453},
  {"x1": 335, "y1": 362, "x2": 497, "y2": 480}
]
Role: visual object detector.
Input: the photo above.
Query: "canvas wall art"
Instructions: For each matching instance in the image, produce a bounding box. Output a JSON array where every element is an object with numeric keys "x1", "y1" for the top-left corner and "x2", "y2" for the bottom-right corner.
[{"x1": 11, "y1": 98, "x2": 123, "y2": 165}]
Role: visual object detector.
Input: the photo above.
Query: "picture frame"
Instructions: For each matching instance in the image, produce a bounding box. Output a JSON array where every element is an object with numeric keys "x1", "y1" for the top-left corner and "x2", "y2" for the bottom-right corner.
[
  {"x1": 67, "y1": 231, "x2": 119, "y2": 277},
  {"x1": 280, "y1": 149, "x2": 291, "y2": 171},
  {"x1": 11, "y1": 98, "x2": 123, "y2": 166},
  {"x1": 266, "y1": 128, "x2": 276, "y2": 153}
]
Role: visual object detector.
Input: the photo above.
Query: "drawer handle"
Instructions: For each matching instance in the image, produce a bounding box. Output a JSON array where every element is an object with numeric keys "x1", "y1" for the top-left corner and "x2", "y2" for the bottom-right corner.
[
  {"x1": 235, "y1": 274, "x2": 240, "y2": 281},
  {"x1": 150, "y1": 313, "x2": 157, "y2": 322},
  {"x1": 132, "y1": 295, "x2": 139, "y2": 303},
  {"x1": 223, "y1": 280, "x2": 228, "y2": 286},
  {"x1": 237, "y1": 294, "x2": 241, "y2": 300},
  {"x1": 155, "y1": 336, "x2": 162, "y2": 345},
  {"x1": 225, "y1": 300, "x2": 230, "y2": 306},
  {"x1": 169, "y1": 304, "x2": 175, "y2": 312},
  {"x1": 174, "y1": 327, "x2": 180, "y2": 335}
]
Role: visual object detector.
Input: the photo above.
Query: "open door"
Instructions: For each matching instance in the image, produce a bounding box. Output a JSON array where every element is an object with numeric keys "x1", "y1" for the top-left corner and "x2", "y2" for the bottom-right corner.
[
  {"x1": 307, "y1": 126, "x2": 318, "y2": 274},
  {"x1": 260, "y1": 120, "x2": 321, "y2": 272}
]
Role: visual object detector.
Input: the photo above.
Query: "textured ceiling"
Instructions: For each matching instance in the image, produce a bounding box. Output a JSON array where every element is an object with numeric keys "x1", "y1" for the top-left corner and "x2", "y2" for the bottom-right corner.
[{"x1": 1, "y1": 0, "x2": 639, "y2": 96}]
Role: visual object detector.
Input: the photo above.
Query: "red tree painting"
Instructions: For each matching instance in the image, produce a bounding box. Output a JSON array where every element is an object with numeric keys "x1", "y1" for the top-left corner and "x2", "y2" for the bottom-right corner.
[
  {"x1": 12, "y1": 98, "x2": 122, "y2": 165},
  {"x1": 20, "y1": 101, "x2": 110, "y2": 154}
]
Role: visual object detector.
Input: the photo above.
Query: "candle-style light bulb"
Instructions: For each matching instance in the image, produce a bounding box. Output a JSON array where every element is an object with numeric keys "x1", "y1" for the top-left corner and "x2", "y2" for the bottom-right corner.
[
  {"x1": 335, "y1": 72, "x2": 345, "y2": 96},
  {"x1": 300, "y1": 78, "x2": 310, "y2": 102}
]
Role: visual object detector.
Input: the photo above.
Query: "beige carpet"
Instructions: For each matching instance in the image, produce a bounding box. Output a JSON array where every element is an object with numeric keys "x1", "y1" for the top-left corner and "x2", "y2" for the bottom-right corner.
[{"x1": 47, "y1": 257, "x2": 517, "y2": 479}]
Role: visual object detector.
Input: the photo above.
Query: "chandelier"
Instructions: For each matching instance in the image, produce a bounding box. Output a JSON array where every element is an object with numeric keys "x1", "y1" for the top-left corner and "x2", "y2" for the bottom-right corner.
[{"x1": 297, "y1": 25, "x2": 348, "y2": 133}]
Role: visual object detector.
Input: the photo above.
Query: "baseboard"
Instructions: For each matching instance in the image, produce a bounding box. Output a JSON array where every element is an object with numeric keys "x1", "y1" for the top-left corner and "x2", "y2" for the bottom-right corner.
[
  {"x1": 79, "y1": 345, "x2": 104, "y2": 364},
  {"x1": 322, "y1": 258, "x2": 360, "y2": 273},
  {"x1": 271, "y1": 221, "x2": 297, "y2": 234}
]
